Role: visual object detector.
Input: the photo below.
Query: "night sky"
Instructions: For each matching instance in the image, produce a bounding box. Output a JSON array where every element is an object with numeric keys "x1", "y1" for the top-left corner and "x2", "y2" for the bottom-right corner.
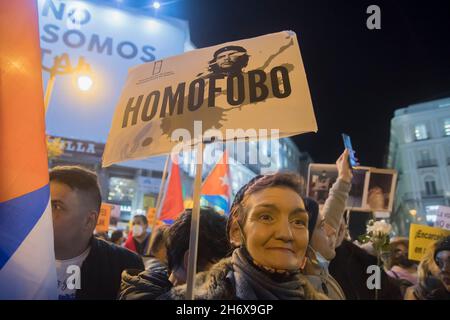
[{"x1": 118, "y1": 0, "x2": 450, "y2": 167}]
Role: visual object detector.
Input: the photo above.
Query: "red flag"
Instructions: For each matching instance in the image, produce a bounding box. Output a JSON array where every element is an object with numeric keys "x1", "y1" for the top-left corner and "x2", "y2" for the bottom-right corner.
[{"x1": 159, "y1": 159, "x2": 184, "y2": 223}]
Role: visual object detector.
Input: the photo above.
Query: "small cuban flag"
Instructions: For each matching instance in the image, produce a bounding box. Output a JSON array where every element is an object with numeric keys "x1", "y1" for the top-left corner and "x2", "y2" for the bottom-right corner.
[{"x1": 201, "y1": 151, "x2": 231, "y2": 215}]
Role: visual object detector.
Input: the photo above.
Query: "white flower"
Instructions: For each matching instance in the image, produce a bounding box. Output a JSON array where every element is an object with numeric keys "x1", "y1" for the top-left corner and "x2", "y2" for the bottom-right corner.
[{"x1": 367, "y1": 219, "x2": 392, "y2": 236}]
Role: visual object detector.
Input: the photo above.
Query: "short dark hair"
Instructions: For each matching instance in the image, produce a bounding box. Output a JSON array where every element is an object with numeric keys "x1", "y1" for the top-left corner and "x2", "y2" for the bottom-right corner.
[
  {"x1": 133, "y1": 214, "x2": 148, "y2": 225},
  {"x1": 49, "y1": 165, "x2": 102, "y2": 212},
  {"x1": 111, "y1": 230, "x2": 123, "y2": 244},
  {"x1": 149, "y1": 224, "x2": 169, "y2": 256},
  {"x1": 227, "y1": 172, "x2": 304, "y2": 244},
  {"x1": 166, "y1": 208, "x2": 230, "y2": 273}
]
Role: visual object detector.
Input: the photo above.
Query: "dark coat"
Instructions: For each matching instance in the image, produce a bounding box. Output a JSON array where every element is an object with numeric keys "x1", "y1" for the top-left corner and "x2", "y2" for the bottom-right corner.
[
  {"x1": 118, "y1": 257, "x2": 172, "y2": 300},
  {"x1": 75, "y1": 237, "x2": 144, "y2": 300},
  {"x1": 329, "y1": 239, "x2": 403, "y2": 300}
]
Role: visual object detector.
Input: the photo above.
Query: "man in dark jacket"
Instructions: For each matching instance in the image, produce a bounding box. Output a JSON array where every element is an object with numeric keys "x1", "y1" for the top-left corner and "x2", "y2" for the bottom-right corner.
[
  {"x1": 50, "y1": 166, "x2": 144, "y2": 300},
  {"x1": 76, "y1": 236, "x2": 144, "y2": 300}
]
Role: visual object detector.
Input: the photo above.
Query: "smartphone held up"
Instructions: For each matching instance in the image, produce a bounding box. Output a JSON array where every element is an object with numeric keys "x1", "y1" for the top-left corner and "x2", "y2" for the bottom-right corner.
[{"x1": 342, "y1": 133, "x2": 359, "y2": 168}]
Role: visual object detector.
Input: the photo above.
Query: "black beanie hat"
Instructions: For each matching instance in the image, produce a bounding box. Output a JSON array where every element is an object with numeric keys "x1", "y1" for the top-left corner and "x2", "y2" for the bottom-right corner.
[{"x1": 303, "y1": 197, "x2": 319, "y2": 239}]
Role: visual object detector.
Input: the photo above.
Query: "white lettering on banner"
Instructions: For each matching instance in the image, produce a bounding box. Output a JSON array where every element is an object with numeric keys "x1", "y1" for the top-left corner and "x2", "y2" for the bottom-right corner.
[
  {"x1": 39, "y1": 0, "x2": 192, "y2": 145},
  {"x1": 65, "y1": 141, "x2": 75, "y2": 151},
  {"x1": 76, "y1": 142, "x2": 85, "y2": 153},
  {"x1": 59, "y1": 139, "x2": 96, "y2": 155},
  {"x1": 120, "y1": 205, "x2": 131, "y2": 212},
  {"x1": 39, "y1": 0, "x2": 156, "y2": 63},
  {"x1": 103, "y1": 31, "x2": 318, "y2": 167},
  {"x1": 86, "y1": 143, "x2": 96, "y2": 154}
]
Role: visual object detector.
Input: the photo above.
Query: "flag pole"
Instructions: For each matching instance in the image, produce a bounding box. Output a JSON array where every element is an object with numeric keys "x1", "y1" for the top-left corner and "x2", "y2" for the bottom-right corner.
[
  {"x1": 185, "y1": 141, "x2": 205, "y2": 300},
  {"x1": 145, "y1": 154, "x2": 170, "y2": 257}
]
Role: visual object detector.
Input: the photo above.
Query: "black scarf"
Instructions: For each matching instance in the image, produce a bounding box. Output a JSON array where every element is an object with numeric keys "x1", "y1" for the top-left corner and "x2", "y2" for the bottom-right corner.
[{"x1": 231, "y1": 247, "x2": 310, "y2": 300}]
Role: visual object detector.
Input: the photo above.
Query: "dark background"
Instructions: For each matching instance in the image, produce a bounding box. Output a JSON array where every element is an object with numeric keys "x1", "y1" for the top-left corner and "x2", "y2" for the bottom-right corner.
[{"x1": 114, "y1": 0, "x2": 450, "y2": 167}]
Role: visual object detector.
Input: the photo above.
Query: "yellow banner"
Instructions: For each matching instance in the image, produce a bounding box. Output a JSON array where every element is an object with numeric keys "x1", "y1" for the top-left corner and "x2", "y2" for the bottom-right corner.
[
  {"x1": 103, "y1": 31, "x2": 317, "y2": 167},
  {"x1": 408, "y1": 223, "x2": 450, "y2": 261},
  {"x1": 96, "y1": 203, "x2": 112, "y2": 233}
]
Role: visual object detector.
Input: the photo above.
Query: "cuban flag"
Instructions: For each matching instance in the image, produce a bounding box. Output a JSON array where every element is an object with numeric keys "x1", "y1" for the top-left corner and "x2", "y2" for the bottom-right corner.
[
  {"x1": 159, "y1": 157, "x2": 185, "y2": 224},
  {"x1": 201, "y1": 151, "x2": 231, "y2": 215},
  {"x1": 0, "y1": 1, "x2": 57, "y2": 299}
]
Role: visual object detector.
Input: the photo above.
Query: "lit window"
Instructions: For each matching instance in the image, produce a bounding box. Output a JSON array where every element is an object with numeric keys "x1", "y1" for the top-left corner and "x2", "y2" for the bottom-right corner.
[
  {"x1": 108, "y1": 177, "x2": 135, "y2": 202},
  {"x1": 415, "y1": 124, "x2": 428, "y2": 140},
  {"x1": 445, "y1": 119, "x2": 450, "y2": 136},
  {"x1": 425, "y1": 205, "x2": 439, "y2": 224}
]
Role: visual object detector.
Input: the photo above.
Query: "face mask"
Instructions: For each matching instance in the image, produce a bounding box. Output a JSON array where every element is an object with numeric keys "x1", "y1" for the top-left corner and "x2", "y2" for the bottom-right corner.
[
  {"x1": 315, "y1": 251, "x2": 330, "y2": 271},
  {"x1": 132, "y1": 225, "x2": 144, "y2": 237}
]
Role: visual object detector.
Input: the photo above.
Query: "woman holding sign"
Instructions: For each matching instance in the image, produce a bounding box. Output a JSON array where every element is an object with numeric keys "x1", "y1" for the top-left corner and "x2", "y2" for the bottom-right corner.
[{"x1": 159, "y1": 173, "x2": 327, "y2": 300}]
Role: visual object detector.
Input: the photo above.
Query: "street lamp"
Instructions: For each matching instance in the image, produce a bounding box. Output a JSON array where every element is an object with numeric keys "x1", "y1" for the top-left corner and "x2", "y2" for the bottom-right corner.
[
  {"x1": 77, "y1": 75, "x2": 93, "y2": 91},
  {"x1": 42, "y1": 54, "x2": 93, "y2": 113}
]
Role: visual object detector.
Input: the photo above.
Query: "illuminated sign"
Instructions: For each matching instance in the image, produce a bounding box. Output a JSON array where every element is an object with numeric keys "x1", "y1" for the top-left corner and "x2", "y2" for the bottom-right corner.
[{"x1": 39, "y1": 0, "x2": 194, "y2": 146}]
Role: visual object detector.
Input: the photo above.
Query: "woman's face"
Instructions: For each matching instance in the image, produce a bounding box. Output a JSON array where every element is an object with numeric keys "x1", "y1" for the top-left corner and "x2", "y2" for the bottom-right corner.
[{"x1": 242, "y1": 186, "x2": 309, "y2": 271}]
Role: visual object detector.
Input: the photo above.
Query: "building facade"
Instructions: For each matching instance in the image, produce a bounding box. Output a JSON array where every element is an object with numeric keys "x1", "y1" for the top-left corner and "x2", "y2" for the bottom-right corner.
[
  {"x1": 48, "y1": 136, "x2": 165, "y2": 223},
  {"x1": 49, "y1": 135, "x2": 309, "y2": 224},
  {"x1": 387, "y1": 97, "x2": 450, "y2": 235},
  {"x1": 176, "y1": 138, "x2": 310, "y2": 202}
]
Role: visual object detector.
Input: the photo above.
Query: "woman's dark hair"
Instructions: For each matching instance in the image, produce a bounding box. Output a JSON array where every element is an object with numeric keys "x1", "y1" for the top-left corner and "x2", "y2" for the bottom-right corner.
[
  {"x1": 226, "y1": 172, "x2": 305, "y2": 245},
  {"x1": 166, "y1": 208, "x2": 230, "y2": 273}
]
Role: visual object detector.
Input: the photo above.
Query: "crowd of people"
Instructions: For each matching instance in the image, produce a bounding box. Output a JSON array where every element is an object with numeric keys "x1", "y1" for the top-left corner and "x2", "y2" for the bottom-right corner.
[{"x1": 49, "y1": 149, "x2": 450, "y2": 300}]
